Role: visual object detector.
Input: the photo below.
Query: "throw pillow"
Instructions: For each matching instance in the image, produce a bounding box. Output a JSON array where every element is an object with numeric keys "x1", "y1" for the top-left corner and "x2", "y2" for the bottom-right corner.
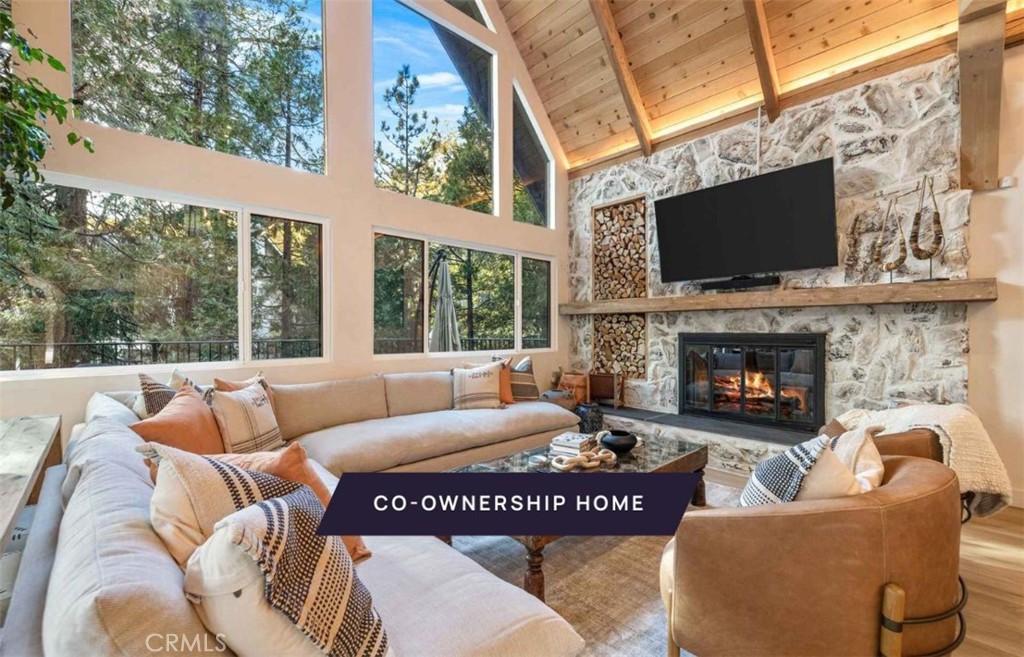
[
  {"x1": 830, "y1": 424, "x2": 885, "y2": 493},
  {"x1": 184, "y1": 497, "x2": 388, "y2": 657},
  {"x1": 210, "y1": 382, "x2": 284, "y2": 453},
  {"x1": 483, "y1": 356, "x2": 516, "y2": 404},
  {"x1": 558, "y1": 372, "x2": 590, "y2": 405},
  {"x1": 213, "y1": 371, "x2": 276, "y2": 409},
  {"x1": 142, "y1": 441, "x2": 370, "y2": 564},
  {"x1": 129, "y1": 385, "x2": 224, "y2": 455},
  {"x1": 452, "y1": 362, "x2": 502, "y2": 410},
  {"x1": 133, "y1": 369, "x2": 196, "y2": 419},
  {"x1": 510, "y1": 356, "x2": 541, "y2": 401},
  {"x1": 740, "y1": 434, "x2": 862, "y2": 506}
]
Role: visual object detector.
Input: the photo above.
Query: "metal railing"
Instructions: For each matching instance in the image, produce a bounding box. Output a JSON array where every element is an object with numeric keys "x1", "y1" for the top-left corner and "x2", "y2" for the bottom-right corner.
[
  {"x1": 373, "y1": 336, "x2": 549, "y2": 354},
  {"x1": 0, "y1": 338, "x2": 322, "y2": 370}
]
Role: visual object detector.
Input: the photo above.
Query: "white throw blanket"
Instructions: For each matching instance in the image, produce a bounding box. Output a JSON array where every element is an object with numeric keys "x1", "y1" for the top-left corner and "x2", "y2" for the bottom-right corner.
[{"x1": 836, "y1": 404, "x2": 1012, "y2": 516}]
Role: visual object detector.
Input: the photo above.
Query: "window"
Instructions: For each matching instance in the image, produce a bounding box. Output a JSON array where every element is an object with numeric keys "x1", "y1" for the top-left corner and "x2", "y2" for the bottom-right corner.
[
  {"x1": 374, "y1": 234, "x2": 425, "y2": 354},
  {"x1": 373, "y1": 232, "x2": 552, "y2": 355},
  {"x1": 0, "y1": 180, "x2": 324, "y2": 371},
  {"x1": 71, "y1": 0, "x2": 325, "y2": 174},
  {"x1": 521, "y1": 258, "x2": 552, "y2": 349},
  {"x1": 373, "y1": 0, "x2": 494, "y2": 213},
  {"x1": 428, "y1": 244, "x2": 513, "y2": 352},
  {"x1": 512, "y1": 88, "x2": 551, "y2": 227},
  {"x1": 445, "y1": 0, "x2": 490, "y2": 28},
  {"x1": 250, "y1": 216, "x2": 323, "y2": 359}
]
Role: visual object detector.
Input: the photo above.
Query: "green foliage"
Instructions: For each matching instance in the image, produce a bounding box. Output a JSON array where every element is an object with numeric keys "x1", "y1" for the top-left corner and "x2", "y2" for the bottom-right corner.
[
  {"x1": 71, "y1": 0, "x2": 325, "y2": 172},
  {"x1": 0, "y1": 3, "x2": 92, "y2": 210},
  {"x1": 374, "y1": 65, "x2": 443, "y2": 197}
]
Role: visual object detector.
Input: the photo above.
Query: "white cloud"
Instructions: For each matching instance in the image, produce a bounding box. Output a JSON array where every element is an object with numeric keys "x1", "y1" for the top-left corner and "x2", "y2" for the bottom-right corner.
[
  {"x1": 417, "y1": 72, "x2": 465, "y2": 92},
  {"x1": 419, "y1": 104, "x2": 466, "y2": 123}
]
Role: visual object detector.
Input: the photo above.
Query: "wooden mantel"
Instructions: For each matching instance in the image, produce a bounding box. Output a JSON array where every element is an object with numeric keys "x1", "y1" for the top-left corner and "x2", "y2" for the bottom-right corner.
[{"x1": 559, "y1": 279, "x2": 998, "y2": 316}]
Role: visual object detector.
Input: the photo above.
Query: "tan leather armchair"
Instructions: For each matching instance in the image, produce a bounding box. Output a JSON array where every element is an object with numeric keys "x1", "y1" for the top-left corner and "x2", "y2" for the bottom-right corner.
[{"x1": 661, "y1": 454, "x2": 962, "y2": 656}]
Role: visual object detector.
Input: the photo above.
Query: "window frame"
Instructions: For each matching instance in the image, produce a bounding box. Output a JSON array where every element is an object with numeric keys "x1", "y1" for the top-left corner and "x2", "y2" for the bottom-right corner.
[
  {"x1": 0, "y1": 171, "x2": 332, "y2": 380},
  {"x1": 511, "y1": 79, "x2": 556, "y2": 229},
  {"x1": 372, "y1": 227, "x2": 556, "y2": 360}
]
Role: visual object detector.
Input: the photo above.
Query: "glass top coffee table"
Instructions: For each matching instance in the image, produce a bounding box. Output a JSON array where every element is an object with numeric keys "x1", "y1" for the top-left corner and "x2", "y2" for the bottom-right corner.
[{"x1": 446, "y1": 433, "x2": 708, "y2": 601}]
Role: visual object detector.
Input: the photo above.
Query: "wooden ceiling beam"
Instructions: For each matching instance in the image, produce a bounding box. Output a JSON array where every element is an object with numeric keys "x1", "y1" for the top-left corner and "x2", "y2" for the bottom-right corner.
[
  {"x1": 959, "y1": 0, "x2": 1007, "y2": 190},
  {"x1": 587, "y1": 0, "x2": 654, "y2": 156},
  {"x1": 742, "y1": 0, "x2": 781, "y2": 122}
]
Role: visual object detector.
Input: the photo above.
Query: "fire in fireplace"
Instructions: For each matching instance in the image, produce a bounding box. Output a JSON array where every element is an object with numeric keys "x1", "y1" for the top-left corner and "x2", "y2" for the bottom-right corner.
[{"x1": 678, "y1": 333, "x2": 826, "y2": 432}]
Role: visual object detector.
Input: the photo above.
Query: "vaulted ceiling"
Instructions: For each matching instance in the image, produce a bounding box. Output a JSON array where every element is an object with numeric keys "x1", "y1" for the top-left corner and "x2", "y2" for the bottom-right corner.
[{"x1": 498, "y1": 0, "x2": 1024, "y2": 174}]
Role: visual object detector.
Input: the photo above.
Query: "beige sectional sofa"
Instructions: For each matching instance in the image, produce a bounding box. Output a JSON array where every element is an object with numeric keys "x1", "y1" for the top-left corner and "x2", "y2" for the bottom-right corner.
[
  {"x1": 2, "y1": 370, "x2": 584, "y2": 657},
  {"x1": 72, "y1": 370, "x2": 580, "y2": 474}
]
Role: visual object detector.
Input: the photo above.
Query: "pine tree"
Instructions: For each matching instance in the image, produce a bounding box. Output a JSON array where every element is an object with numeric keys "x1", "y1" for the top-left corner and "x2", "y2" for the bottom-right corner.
[{"x1": 374, "y1": 65, "x2": 443, "y2": 197}]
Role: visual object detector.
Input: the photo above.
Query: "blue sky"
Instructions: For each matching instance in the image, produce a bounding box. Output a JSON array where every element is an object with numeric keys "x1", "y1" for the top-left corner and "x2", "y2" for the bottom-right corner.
[{"x1": 372, "y1": 0, "x2": 473, "y2": 148}]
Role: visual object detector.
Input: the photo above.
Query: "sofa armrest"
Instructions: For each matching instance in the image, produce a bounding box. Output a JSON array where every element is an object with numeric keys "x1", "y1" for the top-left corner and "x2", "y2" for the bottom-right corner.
[
  {"x1": 0, "y1": 464, "x2": 66, "y2": 657},
  {"x1": 874, "y1": 428, "x2": 943, "y2": 461}
]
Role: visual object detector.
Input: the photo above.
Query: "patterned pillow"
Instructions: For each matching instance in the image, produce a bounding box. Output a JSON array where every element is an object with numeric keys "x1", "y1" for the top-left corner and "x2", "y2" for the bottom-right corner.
[
  {"x1": 209, "y1": 382, "x2": 284, "y2": 453},
  {"x1": 452, "y1": 362, "x2": 502, "y2": 410},
  {"x1": 510, "y1": 356, "x2": 541, "y2": 401},
  {"x1": 132, "y1": 369, "x2": 198, "y2": 419}
]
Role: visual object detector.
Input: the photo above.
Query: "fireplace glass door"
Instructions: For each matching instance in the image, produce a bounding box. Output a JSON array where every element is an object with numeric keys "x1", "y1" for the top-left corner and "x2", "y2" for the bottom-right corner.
[{"x1": 678, "y1": 333, "x2": 825, "y2": 432}]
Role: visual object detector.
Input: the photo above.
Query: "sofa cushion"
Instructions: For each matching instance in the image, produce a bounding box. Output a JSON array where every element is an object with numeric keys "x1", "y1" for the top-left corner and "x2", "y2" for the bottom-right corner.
[
  {"x1": 84, "y1": 392, "x2": 139, "y2": 426},
  {"x1": 358, "y1": 535, "x2": 584, "y2": 657},
  {"x1": 44, "y1": 419, "x2": 221, "y2": 657},
  {"x1": 272, "y1": 375, "x2": 388, "y2": 441},
  {"x1": 298, "y1": 402, "x2": 580, "y2": 474},
  {"x1": 383, "y1": 371, "x2": 453, "y2": 417}
]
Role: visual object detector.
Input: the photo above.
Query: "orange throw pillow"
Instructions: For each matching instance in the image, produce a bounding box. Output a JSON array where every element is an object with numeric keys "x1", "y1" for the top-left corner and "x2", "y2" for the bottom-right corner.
[
  {"x1": 213, "y1": 372, "x2": 275, "y2": 409},
  {"x1": 130, "y1": 385, "x2": 224, "y2": 455},
  {"x1": 147, "y1": 442, "x2": 371, "y2": 562}
]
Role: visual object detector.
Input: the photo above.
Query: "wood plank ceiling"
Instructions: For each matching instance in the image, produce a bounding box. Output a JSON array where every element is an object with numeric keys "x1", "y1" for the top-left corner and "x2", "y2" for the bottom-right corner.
[{"x1": 498, "y1": 0, "x2": 1024, "y2": 173}]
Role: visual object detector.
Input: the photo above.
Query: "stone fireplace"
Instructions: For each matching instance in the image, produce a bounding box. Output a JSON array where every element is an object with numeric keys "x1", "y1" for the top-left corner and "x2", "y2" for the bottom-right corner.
[{"x1": 678, "y1": 333, "x2": 826, "y2": 433}]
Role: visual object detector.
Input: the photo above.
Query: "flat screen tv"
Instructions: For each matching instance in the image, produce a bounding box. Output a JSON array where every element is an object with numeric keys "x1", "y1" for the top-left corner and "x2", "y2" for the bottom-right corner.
[{"x1": 654, "y1": 158, "x2": 838, "y2": 283}]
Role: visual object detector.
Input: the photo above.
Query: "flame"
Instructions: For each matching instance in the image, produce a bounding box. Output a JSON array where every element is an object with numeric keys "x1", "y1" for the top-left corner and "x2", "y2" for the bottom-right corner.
[{"x1": 713, "y1": 370, "x2": 808, "y2": 412}]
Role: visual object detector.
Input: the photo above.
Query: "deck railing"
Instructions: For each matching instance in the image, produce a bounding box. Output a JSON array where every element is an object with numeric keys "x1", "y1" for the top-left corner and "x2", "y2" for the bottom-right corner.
[
  {"x1": 0, "y1": 338, "x2": 322, "y2": 370},
  {"x1": 2, "y1": 335, "x2": 549, "y2": 370}
]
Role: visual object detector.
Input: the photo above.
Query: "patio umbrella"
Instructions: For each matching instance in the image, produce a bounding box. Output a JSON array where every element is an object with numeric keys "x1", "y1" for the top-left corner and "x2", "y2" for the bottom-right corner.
[{"x1": 429, "y1": 253, "x2": 462, "y2": 352}]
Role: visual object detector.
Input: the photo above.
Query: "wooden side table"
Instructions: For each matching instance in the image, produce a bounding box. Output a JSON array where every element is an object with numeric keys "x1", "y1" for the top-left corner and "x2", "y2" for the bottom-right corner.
[{"x1": 0, "y1": 415, "x2": 61, "y2": 549}]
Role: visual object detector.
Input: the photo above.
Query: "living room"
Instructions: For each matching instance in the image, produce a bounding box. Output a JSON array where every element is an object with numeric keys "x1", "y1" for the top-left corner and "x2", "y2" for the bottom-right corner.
[{"x1": 0, "y1": 0, "x2": 1021, "y2": 655}]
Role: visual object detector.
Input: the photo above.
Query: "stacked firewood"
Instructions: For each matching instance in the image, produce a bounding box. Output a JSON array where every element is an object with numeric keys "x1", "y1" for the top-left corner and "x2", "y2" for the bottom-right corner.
[
  {"x1": 592, "y1": 199, "x2": 647, "y2": 301},
  {"x1": 593, "y1": 313, "x2": 646, "y2": 380}
]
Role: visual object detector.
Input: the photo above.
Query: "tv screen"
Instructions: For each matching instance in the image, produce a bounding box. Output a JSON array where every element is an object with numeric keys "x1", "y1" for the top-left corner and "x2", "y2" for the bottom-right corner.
[{"x1": 654, "y1": 158, "x2": 838, "y2": 283}]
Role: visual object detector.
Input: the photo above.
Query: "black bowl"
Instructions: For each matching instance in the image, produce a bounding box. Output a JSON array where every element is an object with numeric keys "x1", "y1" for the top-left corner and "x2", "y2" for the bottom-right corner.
[{"x1": 600, "y1": 430, "x2": 637, "y2": 455}]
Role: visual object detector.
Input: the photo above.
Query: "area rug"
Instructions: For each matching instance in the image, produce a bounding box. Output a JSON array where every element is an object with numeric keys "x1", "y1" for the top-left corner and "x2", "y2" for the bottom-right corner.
[{"x1": 454, "y1": 482, "x2": 740, "y2": 656}]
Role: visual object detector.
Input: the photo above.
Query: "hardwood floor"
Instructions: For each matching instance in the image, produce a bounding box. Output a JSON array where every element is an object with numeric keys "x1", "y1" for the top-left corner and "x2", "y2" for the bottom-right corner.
[{"x1": 959, "y1": 506, "x2": 1024, "y2": 656}]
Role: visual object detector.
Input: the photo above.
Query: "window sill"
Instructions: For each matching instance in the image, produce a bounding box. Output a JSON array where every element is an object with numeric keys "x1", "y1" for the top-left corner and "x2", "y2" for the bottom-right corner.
[{"x1": 371, "y1": 347, "x2": 556, "y2": 361}]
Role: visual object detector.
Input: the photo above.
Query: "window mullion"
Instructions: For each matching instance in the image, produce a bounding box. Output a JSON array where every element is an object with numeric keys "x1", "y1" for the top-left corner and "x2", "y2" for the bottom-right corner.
[
  {"x1": 422, "y1": 240, "x2": 431, "y2": 355},
  {"x1": 238, "y1": 209, "x2": 253, "y2": 364},
  {"x1": 514, "y1": 253, "x2": 523, "y2": 352}
]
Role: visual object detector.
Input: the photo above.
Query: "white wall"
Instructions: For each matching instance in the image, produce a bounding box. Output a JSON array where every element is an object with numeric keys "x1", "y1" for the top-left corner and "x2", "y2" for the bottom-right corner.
[
  {"x1": 0, "y1": 0, "x2": 571, "y2": 442},
  {"x1": 968, "y1": 44, "x2": 1024, "y2": 505}
]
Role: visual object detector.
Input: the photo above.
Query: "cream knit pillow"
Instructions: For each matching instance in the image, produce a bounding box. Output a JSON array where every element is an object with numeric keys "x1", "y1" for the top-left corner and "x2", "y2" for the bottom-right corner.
[
  {"x1": 452, "y1": 362, "x2": 502, "y2": 410},
  {"x1": 210, "y1": 382, "x2": 284, "y2": 453}
]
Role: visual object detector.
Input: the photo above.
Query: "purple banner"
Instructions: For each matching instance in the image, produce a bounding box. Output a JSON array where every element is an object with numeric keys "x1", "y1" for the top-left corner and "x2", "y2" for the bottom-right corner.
[{"x1": 318, "y1": 472, "x2": 700, "y2": 536}]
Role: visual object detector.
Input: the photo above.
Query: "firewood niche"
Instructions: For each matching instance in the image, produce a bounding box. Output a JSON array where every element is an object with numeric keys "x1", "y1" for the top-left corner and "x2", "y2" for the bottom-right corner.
[{"x1": 591, "y1": 198, "x2": 649, "y2": 380}]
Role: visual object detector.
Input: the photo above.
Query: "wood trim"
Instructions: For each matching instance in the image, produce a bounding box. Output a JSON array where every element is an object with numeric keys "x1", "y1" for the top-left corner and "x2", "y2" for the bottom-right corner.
[
  {"x1": 743, "y1": 0, "x2": 781, "y2": 121},
  {"x1": 959, "y1": 0, "x2": 1007, "y2": 190},
  {"x1": 558, "y1": 279, "x2": 999, "y2": 315},
  {"x1": 588, "y1": 0, "x2": 654, "y2": 156}
]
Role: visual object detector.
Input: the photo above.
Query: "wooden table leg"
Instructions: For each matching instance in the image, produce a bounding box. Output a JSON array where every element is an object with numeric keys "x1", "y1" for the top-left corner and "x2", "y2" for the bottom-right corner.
[
  {"x1": 525, "y1": 545, "x2": 546, "y2": 601},
  {"x1": 437, "y1": 535, "x2": 452, "y2": 546},
  {"x1": 692, "y1": 469, "x2": 707, "y2": 507}
]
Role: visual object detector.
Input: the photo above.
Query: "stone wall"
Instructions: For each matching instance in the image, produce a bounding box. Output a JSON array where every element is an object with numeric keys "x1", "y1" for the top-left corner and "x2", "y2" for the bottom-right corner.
[{"x1": 568, "y1": 56, "x2": 970, "y2": 421}]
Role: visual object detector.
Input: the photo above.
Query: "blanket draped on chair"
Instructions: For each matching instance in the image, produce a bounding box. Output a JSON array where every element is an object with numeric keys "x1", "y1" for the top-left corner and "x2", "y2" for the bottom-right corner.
[{"x1": 837, "y1": 403, "x2": 1012, "y2": 516}]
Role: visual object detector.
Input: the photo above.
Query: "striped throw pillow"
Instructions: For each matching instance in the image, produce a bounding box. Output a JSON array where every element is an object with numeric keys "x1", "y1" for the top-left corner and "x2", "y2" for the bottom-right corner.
[
  {"x1": 133, "y1": 369, "x2": 198, "y2": 419},
  {"x1": 210, "y1": 382, "x2": 284, "y2": 453},
  {"x1": 510, "y1": 356, "x2": 541, "y2": 401},
  {"x1": 452, "y1": 362, "x2": 502, "y2": 410}
]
